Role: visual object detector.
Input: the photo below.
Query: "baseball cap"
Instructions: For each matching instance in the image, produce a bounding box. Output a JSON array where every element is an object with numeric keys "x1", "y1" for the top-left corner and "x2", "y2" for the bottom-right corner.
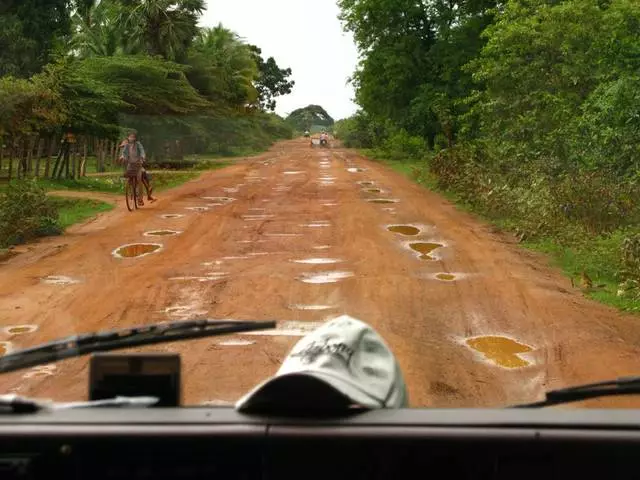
[{"x1": 236, "y1": 315, "x2": 408, "y2": 413}]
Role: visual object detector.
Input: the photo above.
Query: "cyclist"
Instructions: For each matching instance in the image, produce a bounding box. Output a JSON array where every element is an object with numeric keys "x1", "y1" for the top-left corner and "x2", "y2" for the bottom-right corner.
[{"x1": 119, "y1": 133, "x2": 156, "y2": 205}]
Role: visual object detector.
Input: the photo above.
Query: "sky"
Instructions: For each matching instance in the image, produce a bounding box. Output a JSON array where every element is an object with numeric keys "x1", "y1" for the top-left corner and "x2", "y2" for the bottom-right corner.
[{"x1": 200, "y1": 0, "x2": 359, "y2": 120}]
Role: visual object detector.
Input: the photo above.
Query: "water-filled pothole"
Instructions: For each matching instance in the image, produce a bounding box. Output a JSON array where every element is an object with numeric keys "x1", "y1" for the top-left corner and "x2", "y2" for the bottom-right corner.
[
  {"x1": 436, "y1": 273, "x2": 456, "y2": 281},
  {"x1": 358, "y1": 181, "x2": 375, "y2": 187},
  {"x1": 408, "y1": 242, "x2": 443, "y2": 260},
  {"x1": 112, "y1": 243, "x2": 162, "y2": 259},
  {"x1": 364, "y1": 188, "x2": 382, "y2": 193},
  {"x1": 284, "y1": 171, "x2": 305, "y2": 175},
  {"x1": 289, "y1": 304, "x2": 335, "y2": 311},
  {"x1": 347, "y1": 167, "x2": 365, "y2": 173},
  {"x1": 388, "y1": 225, "x2": 420, "y2": 236},
  {"x1": 292, "y1": 258, "x2": 342, "y2": 264},
  {"x1": 41, "y1": 275, "x2": 81, "y2": 286},
  {"x1": 144, "y1": 230, "x2": 181, "y2": 237},
  {"x1": 368, "y1": 198, "x2": 399, "y2": 204},
  {"x1": 242, "y1": 215, "x2": 275, "y2": 221},
  {"x1": 298, "y1": 271, "x2": 354, "y2": 284},
  {"x1": 201, "y1": 197, "x2": 235, "y2": 203},
  {"x1": 245, "y1": 321, "x2": 323, "y2": 336},
  {"x1": 185, "y1": 206, "x2": 209, "y2": 212},
  {"x1": 4, "y1": 325, "x2": 38, "y2": 335},
  {"x1": 169, "y1": 273, "x2": 228, "y2": 282},
  {"x1": 466, "y1": 336, "x2": 533, "y2": 368},
  {"x1": 0, "y1": 342, "x2": 12, "y2": 356},
  {"x1": 302, "y1": 221, "x2": 331, "y2": 228},
  {"x1": 160, "y1": 214, "x2": 185, "y2": 219}
]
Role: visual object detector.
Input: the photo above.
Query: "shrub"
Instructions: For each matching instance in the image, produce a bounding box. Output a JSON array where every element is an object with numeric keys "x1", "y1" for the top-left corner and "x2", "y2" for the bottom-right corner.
[
  {"x1": 622, "y1": 234, "x2": 640, "y2": 281},
  {"x1": 382, "y1": 129, "x2": 426, "y2": 161},
  {"x1": 0, "y1": 180, "x2": 61, "y2": 247}
]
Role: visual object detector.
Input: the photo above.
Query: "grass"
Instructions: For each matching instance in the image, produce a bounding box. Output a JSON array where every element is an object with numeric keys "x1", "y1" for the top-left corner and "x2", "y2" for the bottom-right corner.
[
  {"x1": 50, "y1": 197, "x2": 114, "y2": 229},
  {"x1": 36, "y1": 171, "x2": 199, "y2": 194},
  {"x1": 369, "y1": 151, "x2": 640, "y2": 314}
]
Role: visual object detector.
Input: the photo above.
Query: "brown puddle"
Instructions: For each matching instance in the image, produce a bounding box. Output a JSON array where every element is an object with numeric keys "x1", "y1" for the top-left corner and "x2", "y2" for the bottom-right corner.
[
  {"x1": 466, "y1": 336, "x2": 533, "y2": 368},
  {"x1": 144, "y1": 230, "x2": 180, "y2": 237},
  {"x1": 388, "y1": 225, "x2": 420, "y2": 236},
  {"x1": 409, "y1": 242, "x2": 443, "y2": 260},
  {"x1": 368, "y1": 199, "x2": 398, "y2": 204},
  {"x1": 364, "y1": 188, "x2": 382, "y2": 193},
  {"x1": 0, "y1": 342, "x2": 11, "y2": 356},
  {"x1": 436, "y1": 273, "x2": 456, "y2": 281},
  {"x1": 113, "y1": 243, "x2": 162, "y2": 259},
  {"x1": 5, "y1": 325, "x2": 37, "y2": 335}
]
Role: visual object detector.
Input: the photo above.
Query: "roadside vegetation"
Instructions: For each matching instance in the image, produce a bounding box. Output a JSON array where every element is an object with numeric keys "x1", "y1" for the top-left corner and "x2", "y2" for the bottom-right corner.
[
  {"x1": 335, "y1": 0, "x2": 640, "y2": 312},
  {"x1": 0, "y1": 0, "x2": 296, "y2": 248}
]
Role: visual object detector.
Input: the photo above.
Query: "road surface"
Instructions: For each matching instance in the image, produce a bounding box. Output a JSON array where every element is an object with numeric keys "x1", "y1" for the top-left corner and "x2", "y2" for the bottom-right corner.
[{"x1": 0, "y1": 139, "x2": 639, "y2": 408}]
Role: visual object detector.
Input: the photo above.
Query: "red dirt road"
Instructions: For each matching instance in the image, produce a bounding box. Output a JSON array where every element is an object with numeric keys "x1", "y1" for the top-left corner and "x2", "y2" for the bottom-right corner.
[{"x1": 0, "y1": 139, "x2": 639, "y2": 408}]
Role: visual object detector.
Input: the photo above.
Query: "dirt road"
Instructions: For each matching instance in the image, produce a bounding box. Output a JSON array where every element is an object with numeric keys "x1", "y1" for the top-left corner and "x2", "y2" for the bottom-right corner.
[{"x1": 1, "y1": 139, "x2": 639, "y2": 408}]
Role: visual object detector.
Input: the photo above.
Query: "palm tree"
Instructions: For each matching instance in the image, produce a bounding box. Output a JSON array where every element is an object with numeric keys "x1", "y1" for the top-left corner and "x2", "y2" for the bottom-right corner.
[
  {"x1": 187, "y1": 25, "x2": 259, "y2": 107},
  {"x1": 120, "y1": 0, "x2": 205, "y2": 61}
]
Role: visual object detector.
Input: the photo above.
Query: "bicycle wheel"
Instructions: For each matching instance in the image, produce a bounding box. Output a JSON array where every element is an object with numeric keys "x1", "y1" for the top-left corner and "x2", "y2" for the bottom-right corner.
[{"x1": 125, "y1": 177, "x2": 136, "y2": 211}]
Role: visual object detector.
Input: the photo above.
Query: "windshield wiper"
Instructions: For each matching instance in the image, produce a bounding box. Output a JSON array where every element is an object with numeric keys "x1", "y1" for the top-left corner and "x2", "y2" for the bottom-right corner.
[
  {"x1": 0, "y1": 394, "x2": 159, "y2": 414},
  {"x1": 512, "y1": 376, "x2": 640, "y2": 408},
  {"x1": 0, "y1": 319, "x2": 275, "y2": 376}
]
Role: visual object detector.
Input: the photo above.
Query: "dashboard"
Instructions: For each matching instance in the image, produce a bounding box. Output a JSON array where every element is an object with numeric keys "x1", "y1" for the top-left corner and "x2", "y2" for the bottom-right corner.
[{"x1": 1, "y1": 408, "x2": 639, "y2": 479}]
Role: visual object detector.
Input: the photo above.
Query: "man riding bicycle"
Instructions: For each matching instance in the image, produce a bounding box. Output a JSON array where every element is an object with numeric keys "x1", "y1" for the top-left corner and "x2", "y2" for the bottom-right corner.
[{"x1": 119, "y1": 132, "x2": 156, "y2": 205}]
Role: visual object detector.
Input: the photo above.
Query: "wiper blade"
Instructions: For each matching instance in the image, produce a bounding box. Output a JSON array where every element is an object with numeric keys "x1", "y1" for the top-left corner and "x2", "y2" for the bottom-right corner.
[
  {"x1": 0, "y1": 319, "x2": 275, "y2": 376},
  {"x1": 0, "y1": 394, "x2": 159, "y2": 414},
  {"x1": 512, "y1": 376, "x2": 640, "y2": 408}
]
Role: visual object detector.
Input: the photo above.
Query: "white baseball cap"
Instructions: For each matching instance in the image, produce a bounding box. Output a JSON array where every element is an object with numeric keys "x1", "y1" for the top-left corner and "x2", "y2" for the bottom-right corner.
[{"x1": 236, "y1": 315, "x2": 408, "y2": 413}]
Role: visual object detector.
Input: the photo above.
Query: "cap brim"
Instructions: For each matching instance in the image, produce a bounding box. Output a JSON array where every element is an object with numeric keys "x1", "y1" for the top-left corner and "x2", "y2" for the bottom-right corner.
[{"x1": 235, "y1": 371, "x2": 383, "y2": 413}]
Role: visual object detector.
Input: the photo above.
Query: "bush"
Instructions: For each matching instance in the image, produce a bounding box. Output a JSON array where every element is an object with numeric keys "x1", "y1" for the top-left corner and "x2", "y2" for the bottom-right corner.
[
  {"x1": 382, "y1": 129, "x2": 426, "y2": 161},
  {"x1": 622, "y1": 234, "x2": 640, "y2": 281},
  {"x1": 0, "y1": 180, "x2": 61, "y2": 247}
]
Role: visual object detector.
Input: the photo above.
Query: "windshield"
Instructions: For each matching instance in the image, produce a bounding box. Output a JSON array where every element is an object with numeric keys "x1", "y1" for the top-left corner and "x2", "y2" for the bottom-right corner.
[{"x1": 0, "y1": 0, "x2": 639, "y2": 410}]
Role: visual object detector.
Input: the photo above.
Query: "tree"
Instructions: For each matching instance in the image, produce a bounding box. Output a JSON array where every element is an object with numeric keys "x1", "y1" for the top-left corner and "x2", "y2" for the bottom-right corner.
[
  {"x1": 118, "y1": 0, "x2": 205, "y2": 61},
  {"x1": 286, "y1": 105, "x2": 334, "y2": 131},
  {"x1": 248, "y1": 45, "x2": 294, "y2": 111}
]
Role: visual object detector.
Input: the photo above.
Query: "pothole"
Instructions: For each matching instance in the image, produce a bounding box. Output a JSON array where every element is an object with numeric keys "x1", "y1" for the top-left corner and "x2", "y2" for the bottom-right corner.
[
  {"x1": 112, "y1": 243, "x2": 162, "y2": 259},
  {"x1": 387, "y1": 225, "x2": 420, "y2": 236},
  {"x1": 244, "y1": 321, "x2": 323, "y2": 336},
  {"x1": 242, "y1": 215, "x2": 275, "y2": 221},
  {"x1": 22, "y1": 364, "x2": 57, "y2": 379},
  {"x1": 169, "y1": 273, "x2": 228, "y2": 282},
  {"x1": 0, "y1": 342, "x2": 13, "y2": 356},
  {"x1": 160, "y1": 214, "x2": 185, "y2": 219},
  {"x1": 298, "y1": 271, "x2": 354, "y2": 284},
  {"x1": 358, "y1": 181, "x2": 375, "y2": 187},
  {"x1": 223, "y1": 187, "x2": 240, "y2": 193},
  {"x1": 41, "y1": 275, "x2": 81, "y2": 286},
  {"x1": 364, "y1": 188, "x2": 382, "y2": 193},
  {"x1": 302, "y1": 221, "x2": 331, "y2": 228},
  {"x1": 144, "y1": 230, "x2": 181, "y2": 237},
  {"x1": 284, "y1": 171, "x2": 305, "y2": 175},
  {"x1": 368, "y1": 198, "x2": 399, "y2": 204},
  {"x1": 347, "y1": 167, "x2": 365, "y2": 173},
  {"x1": 292, "y1": 258, "x2": 342, "y2": 264},
  {"x1": 4, "y1": 325, "x2": 38, "y2": 335},
  {"x1": 288, "y1": 304, "x2": 335, "y2": 311},
  {"x1": 185, "y1": 206, "x2": 209, "y2": 212},
  {"x1": 407, "y1": 242, "x2": 443, "y2": 260},
  {"x1": 201, "y1": 197, "x2": 235, "y2": 203},
  {"x1": 465, "y1": 336, "x2": 533, "y2": 368},
  {"x1": 313, "y1": 245, "x2": 331, "y2": 250},
  {"x1": 435, "y1": 273, "x2": 456, "y2": 281},
  {"x1": 164, "y1": 305, "x2": 208, "y2": 319},
  {"x1": 321, "y1": 202, "x2": 338, "y2": 206},
  {"x1": 219, "y1": 339, "x2": 256, "y2": 346}
]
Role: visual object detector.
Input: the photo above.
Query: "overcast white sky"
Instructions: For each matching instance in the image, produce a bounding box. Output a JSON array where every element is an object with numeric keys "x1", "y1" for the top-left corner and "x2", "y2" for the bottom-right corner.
[{"x1": 200, "y1": 0, "x2": 359, "y2": 120}]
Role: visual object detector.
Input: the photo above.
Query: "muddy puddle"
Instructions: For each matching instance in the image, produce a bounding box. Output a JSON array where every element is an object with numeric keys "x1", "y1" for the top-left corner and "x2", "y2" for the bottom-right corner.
[
  {"x1": 289, "y1": 304, "x2": 335, "y2": 311},
  {"x1": 164, "y1": 305, "x2": 208, "y2": 319},
  {"x1": 302, "y1": 221, "x2": 331, "y2": 228},
  {"x1": 169, "y1": 272, "x2": 228, "y2": 282},
  {"x1": 113, "y1": 243, "x2": 162, "y2": 259},
  {"x1": 284, "y1": 171, "x2": 305, "y2": 175},
  {"x1": 347, "y1": 167, "x2": 365, "y2": 173},
  {"x1": 298, "y1": 271, "x2": 354, "y2": 284},
  {"x1": 22, "y1": 364, "x2": 57, "y2": 379},
  {"x1": 219, "y1": 339, "x2": 255, "y2": 346},
  {"x1": 408, "y1": 242, "x2": 443, "y2": 260},
  {"x1": 4, "y1": 325, "x2": 38, "y2": 335},
  {"x1": 388, "y1": 225, "x2": 420, "y2": 236},
  {"x1": 144, "y1": 230, "x2": 181, "y2": 237},
  {"x1": 160, "y1": 214, "x2": 185, "y2": 219},
  {"x1": 466, "y1": 336, "x2": 533, "y2": 368},
  {"x1": 185, "y1": 206, "x2": 209, "y2": 212},
  {"x1": 242, "y1": 214, "x2": 275, "y2": 221},
  {"x1": 201, "y1": 197, "x2": 235, "y2": 203},
  {"x1": 364, "y1": 188, "x2": 382, "y2": 193},
  {"x1": 368, "y1": 198, "x2": 399, "y2": 204},
  {"x1": 313, "y1": 245, "x2": 331, "y2": 250},
  {"x1": 41, "y1": 275, "x2": 81, "y2": 286},
  {"x1": 244, "y1": 321, "x2": 323, "y2": 337},
  {"x1": 358, "y1": 181, "x2": 375, "y2": 187},
  {"x1": 0, "y1": 342, "x2": 12, "y2": 356},
  {"x1": 292, "y1": 258, "x2": 342, "y2": 264}
]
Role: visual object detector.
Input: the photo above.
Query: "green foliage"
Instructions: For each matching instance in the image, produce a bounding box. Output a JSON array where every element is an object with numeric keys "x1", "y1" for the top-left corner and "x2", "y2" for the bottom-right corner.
[
  {"x1": 286, "y1": 105, "x2": 334, "y2": 131},
  {"x1": 621, "y1": 235, "x2": 640, "y2": 282},
  {"x1": 51, "y1": 197, "x2": 114, "y2": 229},
  {"x1": 249, "y1": 45, "x2": 294, "y2": 112},
  {"x1": 0, "y1": 180, "x2": 61, "y2": 247}
]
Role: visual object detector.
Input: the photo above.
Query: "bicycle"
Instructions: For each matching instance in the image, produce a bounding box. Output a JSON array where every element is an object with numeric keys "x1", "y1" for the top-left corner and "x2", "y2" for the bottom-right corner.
[{"x1": 124, "y1": 172, "x2": 141, "y2": 212}]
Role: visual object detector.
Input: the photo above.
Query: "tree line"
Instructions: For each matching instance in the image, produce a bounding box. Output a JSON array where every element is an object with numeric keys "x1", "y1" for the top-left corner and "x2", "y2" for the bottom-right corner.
[
  {"x1": 336, "y1": 0, "x2": 640, "y2": 301},
  {"x1": 0, "y1": 0, "x2": 295, "y2": 181}
]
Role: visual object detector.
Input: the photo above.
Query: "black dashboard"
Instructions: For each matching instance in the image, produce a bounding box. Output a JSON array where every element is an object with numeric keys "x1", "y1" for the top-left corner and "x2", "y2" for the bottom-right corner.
[{"x1": 1, "y1": 408, "x2": 640, "y2": 479}]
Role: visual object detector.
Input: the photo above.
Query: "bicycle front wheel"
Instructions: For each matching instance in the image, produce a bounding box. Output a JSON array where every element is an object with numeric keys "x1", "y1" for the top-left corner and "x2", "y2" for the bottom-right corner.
[{"x1": 125, "y1": 177, "x2": 137, "y2": 211}]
